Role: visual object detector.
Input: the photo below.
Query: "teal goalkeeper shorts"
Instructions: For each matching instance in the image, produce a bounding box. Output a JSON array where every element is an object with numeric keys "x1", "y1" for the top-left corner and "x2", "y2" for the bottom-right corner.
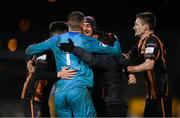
[{"x1": 54, "y1": 87, "x2": 96, "y2": 117}]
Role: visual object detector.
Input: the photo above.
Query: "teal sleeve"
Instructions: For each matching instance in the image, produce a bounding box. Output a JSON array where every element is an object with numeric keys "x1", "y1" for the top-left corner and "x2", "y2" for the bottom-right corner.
[
  {"x1": 25, "y1": 37, "x2": 54, "y2": 56},
  {"x1": 79, "y1": 36, "x2": 121, "y2": 57}
]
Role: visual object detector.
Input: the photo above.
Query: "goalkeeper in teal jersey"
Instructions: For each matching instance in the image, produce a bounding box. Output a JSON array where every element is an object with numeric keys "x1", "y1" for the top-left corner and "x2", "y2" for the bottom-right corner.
[{"x1": 26, "y1": 11, "x2": 121, "y2": 117}]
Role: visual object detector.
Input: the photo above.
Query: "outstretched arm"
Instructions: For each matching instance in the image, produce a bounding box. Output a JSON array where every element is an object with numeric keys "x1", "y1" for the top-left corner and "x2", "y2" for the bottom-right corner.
[
  {"x1": 79, "y1": 34, "x2": 122, "y2": 56},
  {"x1": 60, "y1": 39, "x2": 127, "y2": 70},
  {"x1": 25, "y1": 35, "x2": 59, "y2": 56},
  {"x1": 127, "y1": 58, "x2": 155, "y2": 72},
  {"x1": 32, "y1": 67, "x2": 76, "y2": 81},
  {"x1": 72, "y1": 47, "x2": 118, "y2": 70}
]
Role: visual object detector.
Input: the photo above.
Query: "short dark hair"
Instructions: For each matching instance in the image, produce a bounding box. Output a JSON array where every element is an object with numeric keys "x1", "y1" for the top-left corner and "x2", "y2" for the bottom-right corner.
[
  {"x1": 68, "y1": 11, "x2": 84, "y2": 29},
  {"x1": 49, "y1": 21, "x2": 68, "y2": 36},
  {"x1": 136, "y1": 12, "x2": 156, "y2": 30}
]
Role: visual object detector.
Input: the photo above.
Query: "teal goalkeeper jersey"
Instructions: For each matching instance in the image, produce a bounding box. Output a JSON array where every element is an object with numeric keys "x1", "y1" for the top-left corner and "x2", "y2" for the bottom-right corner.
[{"x1": 26, "y1": 32, "x2": 121, "y2": 92}]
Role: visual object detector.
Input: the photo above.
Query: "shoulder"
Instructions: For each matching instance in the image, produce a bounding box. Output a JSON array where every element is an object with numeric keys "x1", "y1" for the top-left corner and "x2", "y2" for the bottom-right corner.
[
  {"x1": 80, "y1": 34, "x2": 96, "y2": 42},
  {"x1": 146, "y1": 35, "x2": 160, "y2": 47},
  {"x1": 147, "y1": 35, "x2": 158, "y2": 43}
]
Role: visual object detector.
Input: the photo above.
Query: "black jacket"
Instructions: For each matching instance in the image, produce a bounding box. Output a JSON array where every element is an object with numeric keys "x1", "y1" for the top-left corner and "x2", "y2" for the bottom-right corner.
[{"x1": 72, "y1": 47, "x2": 128, "y2": 106}]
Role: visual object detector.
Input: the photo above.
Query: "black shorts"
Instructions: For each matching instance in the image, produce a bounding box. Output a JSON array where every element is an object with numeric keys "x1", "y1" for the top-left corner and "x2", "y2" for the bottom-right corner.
[
  {"x1": 21, "y1": 99, "x2": 41, "y2": 117},
  {"x1": 144, "y1": 95, "x2": 172, "y2": 117}
]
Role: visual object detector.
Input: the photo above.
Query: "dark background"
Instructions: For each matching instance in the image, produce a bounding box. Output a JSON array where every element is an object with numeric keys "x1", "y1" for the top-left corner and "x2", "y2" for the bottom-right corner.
[{"x1": 0, "y1": 0, "x2": 179, "y2": 116}]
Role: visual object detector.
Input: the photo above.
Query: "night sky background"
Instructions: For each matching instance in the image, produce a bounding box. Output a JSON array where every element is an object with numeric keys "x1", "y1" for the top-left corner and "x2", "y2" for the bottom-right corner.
[{"x1": 0, "y1": 0, "x2": 179, "y2": 116}]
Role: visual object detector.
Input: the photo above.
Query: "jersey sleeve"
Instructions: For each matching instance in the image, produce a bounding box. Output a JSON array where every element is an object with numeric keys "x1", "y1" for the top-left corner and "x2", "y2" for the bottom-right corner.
[
  {"x1": 144, "y1": 36, "x2": 160, "y2": 60},
  {"x1": 79, "y1": 35, "x2": 121, "y2": 57},
  {"x1": 25, "y1": 35, "x2": 58, "y2": 56}
]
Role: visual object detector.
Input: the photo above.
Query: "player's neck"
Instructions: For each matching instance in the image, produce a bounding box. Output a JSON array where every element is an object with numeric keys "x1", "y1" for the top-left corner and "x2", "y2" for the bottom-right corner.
[
  {"x1": 141, "y1": 30, "x2": 154, "y2": 40},
  {"x1": 69, "y1": 28, "x2": 82, "y2": 33}
]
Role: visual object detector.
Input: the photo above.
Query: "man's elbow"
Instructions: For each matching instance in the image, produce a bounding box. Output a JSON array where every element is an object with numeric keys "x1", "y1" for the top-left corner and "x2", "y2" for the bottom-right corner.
[
  {"x1": 113, "y1": 48, "x2": 121, "y2": 57},
  {"x1": 25, "y1": 48, "x2": 32, "y2": 56},
  {"x1": 146, "y1": 64, "x2": 154, "y2": 70},
  {"x1": 25, "y1": 45, "x2": 34, "y2": 56},
  {"x1": 114, "y1": 43, "x2": 122, "y2": 56},
  {"x1": 145, "y1": 59, "x2": 155, "y2": 70}
]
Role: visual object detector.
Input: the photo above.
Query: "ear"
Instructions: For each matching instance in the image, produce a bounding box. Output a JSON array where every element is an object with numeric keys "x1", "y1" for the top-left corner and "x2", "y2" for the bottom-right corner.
[
  {"x1": 144, "y1": 24, "x2": 150, "y2": 31},
  {"x1": 80, "y1": 22, "x2": 85, "y2": 28}
]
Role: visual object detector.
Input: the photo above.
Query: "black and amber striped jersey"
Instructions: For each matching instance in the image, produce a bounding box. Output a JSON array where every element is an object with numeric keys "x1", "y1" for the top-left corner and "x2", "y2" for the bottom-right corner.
[
  {"x1": 137, "y1": 32, "x2": 171, "y2": 99},
  {"x1": 21, "y1": 51, "x2": 57, "y2": 101},
  {"x1": 21, "y1": 55, "x2": 49, "y2": 101}
]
